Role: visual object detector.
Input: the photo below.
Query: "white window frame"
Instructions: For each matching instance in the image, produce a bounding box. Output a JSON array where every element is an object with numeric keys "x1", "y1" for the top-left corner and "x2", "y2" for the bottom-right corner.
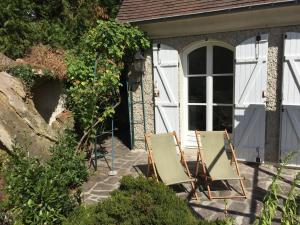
[{"x1": 181, "y1": 41, "x2": 234, "y2": 146}]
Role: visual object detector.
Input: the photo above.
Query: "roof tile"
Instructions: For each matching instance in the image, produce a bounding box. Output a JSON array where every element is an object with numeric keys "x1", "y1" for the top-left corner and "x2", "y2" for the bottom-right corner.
[{"x1": 117, "y1": 0, "x2": 295, "y2": 22}]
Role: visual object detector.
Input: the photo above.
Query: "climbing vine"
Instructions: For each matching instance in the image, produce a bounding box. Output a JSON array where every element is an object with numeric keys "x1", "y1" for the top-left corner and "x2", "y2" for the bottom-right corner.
[{"x1": 66, "y1": 20, "x2": 150, "y2": 151}]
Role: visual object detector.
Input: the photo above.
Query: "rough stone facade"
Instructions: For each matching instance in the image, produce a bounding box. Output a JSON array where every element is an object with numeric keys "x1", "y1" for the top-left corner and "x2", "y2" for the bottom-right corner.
[
  {"x1": 131, "y1": 25, "x2": 300, "y2": 163},
  {"x1": 130, "y1": 49, "x2": 155, "y2": 150}
]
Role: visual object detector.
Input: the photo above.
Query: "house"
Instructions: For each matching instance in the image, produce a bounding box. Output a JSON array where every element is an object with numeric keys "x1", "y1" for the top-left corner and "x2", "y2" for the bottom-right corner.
[{"x1": 117, "y1": 0, "x2": 300, "y2": 166}]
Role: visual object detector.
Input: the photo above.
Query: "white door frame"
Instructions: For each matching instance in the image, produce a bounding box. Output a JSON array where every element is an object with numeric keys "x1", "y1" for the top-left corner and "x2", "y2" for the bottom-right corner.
[{"x1": 181, "y1": 41, "x2": 234, "y2": 147}]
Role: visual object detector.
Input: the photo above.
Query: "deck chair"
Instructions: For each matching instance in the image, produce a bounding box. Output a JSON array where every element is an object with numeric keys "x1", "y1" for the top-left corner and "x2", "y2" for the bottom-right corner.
[
  {"x1": 195, "y1": 130, "x2": 247, "y2": 200},
  {"x1": 145, "y1": 131, "x2": 199, "y2": 200}
]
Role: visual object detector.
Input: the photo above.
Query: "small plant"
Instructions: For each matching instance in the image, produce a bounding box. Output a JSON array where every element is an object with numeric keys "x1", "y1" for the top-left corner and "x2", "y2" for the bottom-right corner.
[
  {"x1": 6, "y1": 64, "x2": 56, "y2": 92},
  {"x1": 281, "y1": 172, "x2": 300, "y2": 225},
  {"x1": 3, "y1": 131, "x2": 88, "y2": 225},
  {"x1": 255, "y1": 152, "x2": 296, "y2": 225},
  {"x1": 6, "y1": 64, "x2": 37, "y2": 90}
]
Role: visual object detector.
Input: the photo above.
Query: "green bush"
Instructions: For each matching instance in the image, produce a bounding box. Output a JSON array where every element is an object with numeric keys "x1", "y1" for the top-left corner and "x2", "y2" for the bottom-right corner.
[
  {"x1": 64, "y1": 176, "x2": 234, "y2": 225},
  {"x1": 0, "y1": 0, "x2": 121, "y2": 59},
  {"x1": 3, "y1": 131, "x2": 88, "y2": 225},
  {"x1": 48, "y1": 130, "x2": 88, "y2": 189},
  {"x1": 64, "y1": 176, "x2": 198, "y2": 225}
]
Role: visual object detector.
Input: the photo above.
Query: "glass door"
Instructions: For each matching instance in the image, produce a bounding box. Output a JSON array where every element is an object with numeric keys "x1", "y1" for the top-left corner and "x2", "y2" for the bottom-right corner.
[{"x1": 185, "y1": 44, "x2": 234, "y2": 145}]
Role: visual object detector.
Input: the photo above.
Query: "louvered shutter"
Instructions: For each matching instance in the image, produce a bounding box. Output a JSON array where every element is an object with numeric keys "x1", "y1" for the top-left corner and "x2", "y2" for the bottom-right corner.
[
  {"x1": 234, "y1": 34, "x2": 268, "y2": 162},
  {"x1": 153, "y1": 44, "x2": 179, "y2": 134},
  {"x1": 280, "y1": 32, "x2": 300, "y2": 166}
]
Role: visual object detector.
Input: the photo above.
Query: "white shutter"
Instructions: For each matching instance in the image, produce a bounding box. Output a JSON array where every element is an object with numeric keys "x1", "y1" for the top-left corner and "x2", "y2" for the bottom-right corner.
[
  {"x1": 153, "y1": 43, "x2": 179, "y2": 134},
  {"x1": 280, "y1": 32, "x2": 300, "y2": 166},
  {"x1": 234, "y1": 34, "x2": 268, "y2": 162}
]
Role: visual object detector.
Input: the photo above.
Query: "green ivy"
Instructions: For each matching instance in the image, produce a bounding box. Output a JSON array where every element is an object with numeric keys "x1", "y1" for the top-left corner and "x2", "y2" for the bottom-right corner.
[{"x1": 66, "y1": 20, "x2": 150, "y2": 149}]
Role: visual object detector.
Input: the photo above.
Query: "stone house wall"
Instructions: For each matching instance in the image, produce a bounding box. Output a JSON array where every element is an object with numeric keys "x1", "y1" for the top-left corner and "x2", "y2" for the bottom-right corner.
[{"x1": 131, "y1": 24, "x2": 300, "y2": 163}]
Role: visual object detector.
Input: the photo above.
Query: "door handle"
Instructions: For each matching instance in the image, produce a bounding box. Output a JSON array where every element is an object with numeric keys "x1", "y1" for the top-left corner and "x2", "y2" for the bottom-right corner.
[{"x1": 154, "y1": 81, "x2": 160, "y2": 97}]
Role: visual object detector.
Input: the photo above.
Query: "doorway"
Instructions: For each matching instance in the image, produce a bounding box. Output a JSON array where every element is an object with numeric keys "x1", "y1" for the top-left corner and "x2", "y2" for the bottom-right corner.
[{"x1": 183, "y1": 43, "x2": 234, "y2": 146}]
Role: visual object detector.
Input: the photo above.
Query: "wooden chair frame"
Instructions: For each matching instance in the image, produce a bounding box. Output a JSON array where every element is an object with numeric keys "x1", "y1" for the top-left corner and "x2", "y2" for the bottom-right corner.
[
  {"x1": 145, "y1": 131, "x2": 199, "y2": 201},
  {"x1": 195, "y1": 130, "x2": 247, "y2": 200}
]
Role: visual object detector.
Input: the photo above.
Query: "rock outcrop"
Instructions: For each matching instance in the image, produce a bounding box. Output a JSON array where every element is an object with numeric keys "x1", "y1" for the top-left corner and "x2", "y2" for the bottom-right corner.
[
  {"x1": 0, "y1": 72, "x2": 57, "y2": 160},
  {"x1": 0, "y1": 53, "x2": 16, "y2": 71}
]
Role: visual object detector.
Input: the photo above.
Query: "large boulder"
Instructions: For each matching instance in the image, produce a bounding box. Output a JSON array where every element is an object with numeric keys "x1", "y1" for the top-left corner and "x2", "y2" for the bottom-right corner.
[{"x1": 0, "y1": 72, "x2": 57, "y2": 160}]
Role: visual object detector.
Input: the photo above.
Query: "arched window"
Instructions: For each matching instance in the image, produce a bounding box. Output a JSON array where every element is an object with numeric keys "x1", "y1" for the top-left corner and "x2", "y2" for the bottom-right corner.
[{"x1": 186, "y1": 44, "x2": 234, "y2": 132}]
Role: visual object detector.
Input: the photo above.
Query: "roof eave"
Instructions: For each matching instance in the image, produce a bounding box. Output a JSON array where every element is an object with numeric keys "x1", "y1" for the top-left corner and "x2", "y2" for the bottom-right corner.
[{"x1": 118, "y1": 0, "x2": 299, "y2": 24}]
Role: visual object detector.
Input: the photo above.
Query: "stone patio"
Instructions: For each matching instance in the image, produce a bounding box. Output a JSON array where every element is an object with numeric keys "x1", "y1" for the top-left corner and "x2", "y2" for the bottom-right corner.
[{"x1": 82, "y1": 137, "x2": 300, "y2": 225}]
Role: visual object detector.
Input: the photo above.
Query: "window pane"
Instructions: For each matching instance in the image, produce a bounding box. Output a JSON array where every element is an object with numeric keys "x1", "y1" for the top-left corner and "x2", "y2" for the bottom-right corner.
[
  {"x1": 213, "y1": 46, "x2": 233, "y2": 74},
  {"x1": 188, "y1": 47, "x2": 206, "y2": 74},
  {"x1": 213, "y1": 76, "x2": 233, "y2": 104},
  {"x1": 213, "y1": 106, "x2": 232, "y2": 133},
  {"x1": 188, "y1": 77, "x2": 206, "y2": 103},
  {"x1": 188, "y1": 106, "x2": 206, "y2": 131}
]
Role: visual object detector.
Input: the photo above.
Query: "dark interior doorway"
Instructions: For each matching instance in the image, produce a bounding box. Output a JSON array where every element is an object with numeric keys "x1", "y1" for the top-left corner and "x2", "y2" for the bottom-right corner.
[{"x1": 115, "y1": 69, "x2": 131, "y2": 149}]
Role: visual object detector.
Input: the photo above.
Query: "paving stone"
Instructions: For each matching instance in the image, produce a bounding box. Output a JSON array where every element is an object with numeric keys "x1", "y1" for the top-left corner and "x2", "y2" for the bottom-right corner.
[
  {"x1": 90, "y1": 190, "x2": 111, "y2": 196},
  {"x1": 93, "y1": 182, "x2": 115, "y2": 190},
  {"x1": 105, "y1": 176, "x2": 120, "y2": 185}
]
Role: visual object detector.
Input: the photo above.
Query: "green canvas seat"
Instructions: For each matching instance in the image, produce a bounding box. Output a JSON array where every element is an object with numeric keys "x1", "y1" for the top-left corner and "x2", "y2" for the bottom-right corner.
[
  {"x1": 195, "y1": 130, "x2": 247, "y2": 200},
  {"x1": 199, "y1": 131, "x2": 242, "y2": 181},
  {"x1": 149, "y1": 133, "x2": 194, "y2": 185},
  {"x1": 145, "y1": 132, "x2": 198, "y2": 200}
]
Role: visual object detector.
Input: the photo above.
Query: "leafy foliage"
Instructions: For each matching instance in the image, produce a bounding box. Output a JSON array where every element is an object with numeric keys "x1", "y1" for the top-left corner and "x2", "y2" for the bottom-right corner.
[
  {"x1": 7, "y1": 65, "x2": 38, "y2": 91},
  {"x1": 0, "y1": 199, "x2": 13, "y2": 225},
  {"x1": 66, "y1": 20, "x2": 150, "y2": 149},
  {"x1": 7, "y1": 64, "x2": 55, "y2": 92},
  {"x1": 64, "y1": 176, "x2": 197, "y2": 225},
  {"x1": 255, "y1": 152, "x2": 299, "y2": 225},
  {"x1": 0, "y1": 0, "x2": 121, "y2": 59},
  {"x1": 2, "y1": 131, "x2": 88, "y2": 225},
  {"x1": 47, "y1": 130, "x2": 89, "y2": 189},
  {"x1": 281, "y1": 172, "x2": 300, "y2": 225},
  {"x1": 64, "y1": 176, "x2": 234, "y2": 225}
]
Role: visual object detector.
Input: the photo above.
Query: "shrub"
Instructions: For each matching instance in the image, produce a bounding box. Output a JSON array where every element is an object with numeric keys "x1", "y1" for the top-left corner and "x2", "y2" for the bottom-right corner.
[
  {"x1": 48, "y1": 130, "x2": 88, "y2": 189},
  {"x1": 0, "y1": 0, "x2": 121, "y2": 59},
  {"x1": 64, "y1": 176, "x2": 234, "y2": 225},
  {"x1": 3, "y1": 131, "x2": 88, "y2": 225},
  {"x1": 64, "y1": 176, "x2": 198, "y2": 225}
]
